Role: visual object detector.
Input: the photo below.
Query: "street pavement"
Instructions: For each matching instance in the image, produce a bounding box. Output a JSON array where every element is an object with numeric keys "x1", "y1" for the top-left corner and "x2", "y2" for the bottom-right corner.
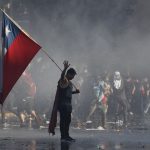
[{"x1": 0, "y1": 126, "x2": 150, "y2": 150}]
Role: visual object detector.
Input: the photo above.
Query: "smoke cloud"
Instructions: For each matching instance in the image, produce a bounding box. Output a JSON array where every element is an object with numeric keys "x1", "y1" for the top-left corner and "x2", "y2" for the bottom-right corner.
[{"x1": 2, "y1": 0, "x2": 150, "y2": 113}]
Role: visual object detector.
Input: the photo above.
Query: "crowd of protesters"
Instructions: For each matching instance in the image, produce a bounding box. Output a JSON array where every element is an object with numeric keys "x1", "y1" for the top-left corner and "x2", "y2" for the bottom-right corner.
[
  {"x1": 71, "y1": 68, "x2": 150, "y2": 129},
  {"x1": 1, "y1": 60, "x2": 150, "y2": 130}
]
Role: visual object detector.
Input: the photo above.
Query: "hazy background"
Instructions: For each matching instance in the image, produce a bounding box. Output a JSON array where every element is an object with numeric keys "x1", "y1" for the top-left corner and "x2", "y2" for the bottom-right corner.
[
  {"x1": 1, "y1": 0, "x2": 150, "y2": 114},
  {"x1": 11, "y1": 0, "x2": 150, "y2": 76}
]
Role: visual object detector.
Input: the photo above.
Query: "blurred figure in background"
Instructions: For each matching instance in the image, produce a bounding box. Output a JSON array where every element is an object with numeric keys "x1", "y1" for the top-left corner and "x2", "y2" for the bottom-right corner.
[
  {"x1": 86, "y1": 74, "x2": 111, "y2": 129},
  {"x1": 111, "y1": 71, "x2": 128, "y2": 127}
]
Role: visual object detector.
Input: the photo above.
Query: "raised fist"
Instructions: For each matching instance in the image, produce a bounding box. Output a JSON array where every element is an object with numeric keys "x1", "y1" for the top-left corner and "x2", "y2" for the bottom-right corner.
[{"x1": 63, "y1": 60, "x2": 70, "y2": 69}]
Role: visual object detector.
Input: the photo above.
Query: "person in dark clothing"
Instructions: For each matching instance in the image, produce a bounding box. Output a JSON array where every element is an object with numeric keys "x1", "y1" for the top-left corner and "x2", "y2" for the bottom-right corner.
[
  {"x1": 57, "y1": 60, "x2": 80, "y2": 142},
  {"x1": 125, "y1": 75, "x2": 135, "y2": 114},
  {"x1": 132, "y1": 78, "x2": 145, "y2": 124},
  {"x1": 112, "y1": 71, "x2": 128, "y2": 127},
  {"x1": 143, "y1": 77, "x2": 150, "y2": 114}
]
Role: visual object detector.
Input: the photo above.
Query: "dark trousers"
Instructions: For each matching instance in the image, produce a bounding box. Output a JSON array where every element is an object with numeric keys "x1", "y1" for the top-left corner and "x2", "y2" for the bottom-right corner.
[
  {"x1": 100, "y1": 109, "x2": 106, "y2": 128},
  {"x1": 59, "y1": 109, "x2": 71, "y2": 138},
  {"x1": 115, "y1": 98, "x2": 128, "y2": 125}
]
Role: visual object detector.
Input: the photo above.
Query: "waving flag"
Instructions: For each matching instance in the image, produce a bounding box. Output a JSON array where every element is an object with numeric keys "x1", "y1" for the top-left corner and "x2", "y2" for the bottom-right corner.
[{"x1": 0, "y1": 11, "x2": 41, "y2": 104}]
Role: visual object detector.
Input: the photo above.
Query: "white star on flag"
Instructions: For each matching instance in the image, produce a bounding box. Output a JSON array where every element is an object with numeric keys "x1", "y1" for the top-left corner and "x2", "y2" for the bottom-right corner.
[
  {"x1": 4, "y1": 48, "x2": 8, "y2": 55},
  {"x1": 5, "y1": 25, "x2": 11, "y2": 36}
]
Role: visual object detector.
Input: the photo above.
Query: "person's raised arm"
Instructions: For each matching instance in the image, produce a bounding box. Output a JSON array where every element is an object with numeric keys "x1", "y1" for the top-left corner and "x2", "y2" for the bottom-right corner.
[{"x1": 60, "y1": 60, "x2": 70, "y2": 80}]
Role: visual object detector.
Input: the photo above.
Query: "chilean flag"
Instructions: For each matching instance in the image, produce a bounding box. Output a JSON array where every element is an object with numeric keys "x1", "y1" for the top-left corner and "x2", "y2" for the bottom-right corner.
[{"x1": 0, "y1": 11, "x2": 41, "y2": 104}]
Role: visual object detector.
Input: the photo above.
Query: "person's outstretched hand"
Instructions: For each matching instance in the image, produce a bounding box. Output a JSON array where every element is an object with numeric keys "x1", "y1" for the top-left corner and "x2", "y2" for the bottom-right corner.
[
  {"x1": 63, "y1": 60, "x2": 70, "y2": 69},
  {"x1": 75, "y1": 89, "x2": 80, "y2": 93}
]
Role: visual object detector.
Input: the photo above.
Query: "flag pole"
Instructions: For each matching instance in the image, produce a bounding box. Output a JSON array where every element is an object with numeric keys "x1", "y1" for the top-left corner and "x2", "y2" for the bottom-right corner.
[
  {"x1": 41, "y1": 49, "x2": 78, "y2": 90},
  {"x1": 0, "y1": 9, "x2": 4, "y2": 97},
  {"x1": 41, "y1": 49, "x2": 62, "y2": 72}
]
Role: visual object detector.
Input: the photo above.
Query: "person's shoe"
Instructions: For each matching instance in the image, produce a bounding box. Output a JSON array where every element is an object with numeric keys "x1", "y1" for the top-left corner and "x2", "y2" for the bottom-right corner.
[
  {"x1": 61, "y1": 138, "x2": 69, "y2": 143},
  {"x1": 67, "y1": 136, "x2": 76, "y2": 142},
  {"x1": 61, "y1": 137, "x2": 76, "y2": 142},
  {"x1": 86, "y1": 120, "x2": 92, "y2": 124},
  {"x1": 97, "y1": 126, "x2": 105, "y2": 130}
]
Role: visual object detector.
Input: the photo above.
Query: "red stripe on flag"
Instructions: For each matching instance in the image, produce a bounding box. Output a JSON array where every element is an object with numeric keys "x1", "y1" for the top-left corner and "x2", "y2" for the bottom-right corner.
[{"x1": 0, "y1": 32, "x2": 41, "y2": 104}]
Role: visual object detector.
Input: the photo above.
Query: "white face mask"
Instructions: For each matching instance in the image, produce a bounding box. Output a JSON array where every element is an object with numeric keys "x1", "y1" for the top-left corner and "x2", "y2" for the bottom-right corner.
[
  {"x1": 114, "y1": 79, "x2": 121, "y2": 89},
  {"x1": 114, "y1": 74, "x2": 121, "y2": 80}
]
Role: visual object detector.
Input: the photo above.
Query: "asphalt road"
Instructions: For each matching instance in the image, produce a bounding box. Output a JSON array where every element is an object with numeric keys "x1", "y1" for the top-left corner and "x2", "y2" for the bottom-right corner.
[{"x1": 0, "y1": 126, "x2": 150, "y2": 150}]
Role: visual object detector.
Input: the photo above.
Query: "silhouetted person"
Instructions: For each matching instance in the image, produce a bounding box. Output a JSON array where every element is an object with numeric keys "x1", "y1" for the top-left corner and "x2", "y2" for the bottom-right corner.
[{"x1": 49, "y1": 60, "x2": 80, "y2": 142}]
